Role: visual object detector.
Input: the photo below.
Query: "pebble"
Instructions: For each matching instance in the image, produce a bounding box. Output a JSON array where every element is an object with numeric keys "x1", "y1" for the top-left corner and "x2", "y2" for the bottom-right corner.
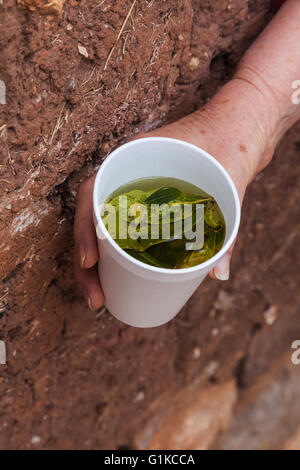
[
  {"x1": 133, "y1": 391, "x2": 145, "y2": 403},
  {"x1": 189, "y1": 57, "x2": 200, "y2": 71},
  {"x1": 206, "y1": 361, "x2": 219, "y2": 377},
  {"x1": 31, "y1": 435, "x2": 41, "y2": 445},
  {"x1": 263, "y1": 305, "x2": 278, "y2": 326},
  {"x1": 65, "y1": 77, "x2": 76, "y2": 90},
  {"x1": 78, "y1": 44, "x2": 89, "y2": 58},
  {"x1": 192, "y1": 347, "x2": 201, "y2": 359}
]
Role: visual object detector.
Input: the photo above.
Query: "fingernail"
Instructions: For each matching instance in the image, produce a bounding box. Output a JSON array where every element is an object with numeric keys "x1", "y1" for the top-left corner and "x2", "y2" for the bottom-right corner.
[
  {"x1": 88, "y1": 297, "x2": 96, "y2": 312},
  {"x1": 80, "y1": 247, "x2": 86, "y2": 269},
  {"x1": 214, "y1": 254, "x2": 230, "y2": 281}
]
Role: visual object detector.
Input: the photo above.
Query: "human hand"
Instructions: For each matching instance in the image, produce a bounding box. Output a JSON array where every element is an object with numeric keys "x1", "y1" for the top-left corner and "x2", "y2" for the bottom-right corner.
[
  {"x1": 74, "y1": 0, "x2": 300, "y2": 310},
  {"x1": 73, "y1": 79, "x2": 274, "y2": 309}
]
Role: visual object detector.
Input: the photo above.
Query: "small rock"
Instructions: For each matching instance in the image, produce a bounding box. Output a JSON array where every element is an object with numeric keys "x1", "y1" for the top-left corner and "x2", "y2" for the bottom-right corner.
[
  {"x1": 192, "y1": 347, "x2": 201, "y2": 359},
  {"x1": 206, "y1": 361, "x2": 219, "y2": 377},
  {"x1": 78, "y1": 44, "x2": 89, "y2": 58},
  {"x1": 65, "y1": 77, "x2": 76, "y2": 90},
  {"x1": 263, "y1": 305, "x2": 278, "y2": 326},
  {"x1": 29, "y1": 86, "x2": 37, "y2": 96},
  {"x1": 103, "y1": 142, "x2": 110, "y2": 153},
  {"x1": 31, "y1": 435, "x2": 41, "y2": 445},
  {"x1": 189, "y1": 56, "x2": 200, "y2": 71},
  {"x1": 133, "y1": 391, "x2": 145, "y2": 403},
  {"x1": 33, "y1": 94, "x2": 42, "y2": 104},
  {"x1": 211, "y1": 328, "x2": 219, "y2": 337}
]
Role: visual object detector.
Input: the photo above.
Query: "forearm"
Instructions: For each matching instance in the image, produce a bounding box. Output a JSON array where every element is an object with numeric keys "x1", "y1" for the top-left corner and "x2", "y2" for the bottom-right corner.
[
  {"x1": 236, "y1": 0, "x2": 300, "y2": 148},
  {"x1": 200, "y1": 0, "x2": 300, "y2": 179}
]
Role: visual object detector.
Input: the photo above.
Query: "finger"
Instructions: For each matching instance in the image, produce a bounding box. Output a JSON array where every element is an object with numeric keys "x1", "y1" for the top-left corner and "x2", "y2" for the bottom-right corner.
[
  {"x1": 74, "y1": 175, "x2": 99, "y2": 269},
  {"x1": 209, "y1": 252, "x2": 231, "y2": 280},
  {"x1": 74, "y1": 256, "x2": 104, "y2": 310},
  {"x1": 209, "y1": 239, "x2": 236, "y2": 281}
]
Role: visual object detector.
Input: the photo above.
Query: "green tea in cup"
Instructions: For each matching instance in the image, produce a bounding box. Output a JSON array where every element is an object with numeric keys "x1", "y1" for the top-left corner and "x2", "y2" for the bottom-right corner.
[{"x1": 102, "y1": 177, "x2": 225, "y2": 269}]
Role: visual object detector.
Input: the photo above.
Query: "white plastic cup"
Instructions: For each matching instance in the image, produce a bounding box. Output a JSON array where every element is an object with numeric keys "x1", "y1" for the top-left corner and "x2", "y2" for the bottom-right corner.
[{"x1": 93, "y1": 137, "x2": 240, "y2": 328}]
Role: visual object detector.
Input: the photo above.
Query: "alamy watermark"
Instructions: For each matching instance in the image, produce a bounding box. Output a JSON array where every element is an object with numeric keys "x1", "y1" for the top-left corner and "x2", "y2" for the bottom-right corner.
[
  {"x1": 0, "y1": 80, "x2": 6, "y2": 105},
  {"x1": 0, "y1": 340, "x2": 6, "y2": 365},
  {"x1": 98, "y1": 198, "x2": 205, "y2": 250},
  {"x1": 291, "y1": 340, "x2": 300, "y2": 365},
  {"x1": 291, "y1": 80, "x2": 300, "y2": 105}
]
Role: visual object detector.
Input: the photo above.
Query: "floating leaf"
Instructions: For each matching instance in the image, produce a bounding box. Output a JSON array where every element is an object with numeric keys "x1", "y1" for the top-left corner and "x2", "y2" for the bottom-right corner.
[
  {"x1": 216, "y1": 226, "x2": 225, "y2": 250},
  {"x1": 148, "y1": 239, "x2": 187, "y2": 268},
  {"x1": 126, "y1": 249, "x2": 173, "y2": 269},
  {"x1": 145, "y1": 187, "x2": 181, "y2": 204},
  {"x1": 204, "y1": 202, "x2": 220, "y2": 228},
  {"x1": 175, "y1": 243, "x2": 214, "y2": 268},
  {"x1": 174, "y1": 194, "x2": 213, "y2": 204}
]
